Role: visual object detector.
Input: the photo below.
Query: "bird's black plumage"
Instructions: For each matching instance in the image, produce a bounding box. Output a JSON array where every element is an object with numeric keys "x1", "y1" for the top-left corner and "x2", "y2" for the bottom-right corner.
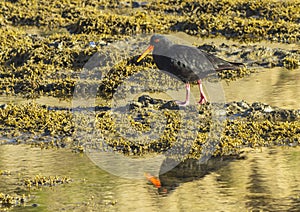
[
  {"x1": 148, "y1": 34, "x2": 243, "y2": 83},
  {"x1": 137, "y1": 34, "x2": 244, "y2": 105}
]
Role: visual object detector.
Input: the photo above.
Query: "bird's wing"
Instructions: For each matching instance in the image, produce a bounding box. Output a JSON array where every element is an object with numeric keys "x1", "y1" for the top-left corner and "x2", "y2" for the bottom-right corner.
[
  {"x1": 170, "y1": 45, "x2": 242, "y2": 72},
  {"x1": 169, "y1": 45, "x2": 215, "y2": 73}
]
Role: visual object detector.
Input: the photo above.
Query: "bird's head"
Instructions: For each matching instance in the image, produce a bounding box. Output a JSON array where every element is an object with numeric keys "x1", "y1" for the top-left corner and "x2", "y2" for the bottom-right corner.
[{"x1": 137, "y1": 34, "x2": 172, "y2": 62}]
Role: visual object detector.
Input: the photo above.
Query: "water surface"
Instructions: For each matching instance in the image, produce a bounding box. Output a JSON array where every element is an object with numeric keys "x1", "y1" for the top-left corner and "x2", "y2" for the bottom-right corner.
[
  {"x1": 220, "y1": 68, "x2": 300, "y2": 109},
  {"x1": 1, "y1": 145, "x2": 300, "y2": 211}
]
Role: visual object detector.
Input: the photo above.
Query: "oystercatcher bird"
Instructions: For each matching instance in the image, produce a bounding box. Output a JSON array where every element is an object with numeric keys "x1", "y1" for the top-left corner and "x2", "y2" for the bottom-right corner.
[{"x1": 137, "y1": 34, "x2": 244, "y2": 106}]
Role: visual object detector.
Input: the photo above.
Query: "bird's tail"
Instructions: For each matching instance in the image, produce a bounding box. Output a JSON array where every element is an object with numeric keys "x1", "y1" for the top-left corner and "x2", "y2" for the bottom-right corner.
[
  {"x1": 222, "y1": 61, "x2": 245, "y2": 70},
  {"x1": 213, "y1": 59, "x2": 245, "y2": 72},
  {"x1": 202, "y1": 51, "x2": 245, "y2": 71}
]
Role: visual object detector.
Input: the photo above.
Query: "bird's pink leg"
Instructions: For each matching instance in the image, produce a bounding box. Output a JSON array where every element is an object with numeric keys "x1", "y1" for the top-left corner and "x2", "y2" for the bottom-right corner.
[
  {"x1": 175, "y1": 83, "x2": 190, "y2": 106},
  {"x1": 198, "y1": 79, "x2": 207, "y2": 104}
]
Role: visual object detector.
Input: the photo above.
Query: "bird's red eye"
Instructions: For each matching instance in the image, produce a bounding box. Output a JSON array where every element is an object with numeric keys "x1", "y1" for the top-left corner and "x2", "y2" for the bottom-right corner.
[{"x1": 154, "y1": 39, "x2": 160, "y2": 43}]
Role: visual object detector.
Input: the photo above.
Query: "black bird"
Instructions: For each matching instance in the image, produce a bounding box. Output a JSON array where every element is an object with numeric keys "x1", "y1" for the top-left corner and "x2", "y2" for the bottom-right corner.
[{"x1": 137, "y1": 34, "x2": 244, "y2": 106}]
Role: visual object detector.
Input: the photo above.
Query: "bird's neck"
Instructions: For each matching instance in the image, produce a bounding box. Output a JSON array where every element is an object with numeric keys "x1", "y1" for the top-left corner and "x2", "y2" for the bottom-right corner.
[
  {"x1": 153, "y1": 45, "x2": 170, "y2": 57},
  {"x1": 152, "y1": 48, "x2": 171, "y2": 70}
]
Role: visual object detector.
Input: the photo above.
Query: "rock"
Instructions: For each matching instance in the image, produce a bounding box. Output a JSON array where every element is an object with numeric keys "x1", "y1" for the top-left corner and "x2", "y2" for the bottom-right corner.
[{"x1": 132, "y1": 1, "x2": 148, "y2": 8}]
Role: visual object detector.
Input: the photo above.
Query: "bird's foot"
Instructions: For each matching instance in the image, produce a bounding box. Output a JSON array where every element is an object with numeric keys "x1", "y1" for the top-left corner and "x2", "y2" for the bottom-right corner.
[
  {"x1": 198, "y1": 96, "x2": 207, "y2": 105},
  {"x1": 175, "y1": 100, "x2": 189, "y2": 107}
]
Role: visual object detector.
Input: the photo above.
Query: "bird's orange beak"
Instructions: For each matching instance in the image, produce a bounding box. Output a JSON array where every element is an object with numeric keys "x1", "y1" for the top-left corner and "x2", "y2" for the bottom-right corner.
[{"x1": 137, "y1": 45, "x2": 154, "y2": 62}]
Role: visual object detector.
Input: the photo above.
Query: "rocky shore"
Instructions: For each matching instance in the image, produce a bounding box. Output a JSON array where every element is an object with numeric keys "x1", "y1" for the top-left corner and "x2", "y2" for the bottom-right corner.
[{"x1": 0, "y1": 0, "x2": 299, "y2": 209}]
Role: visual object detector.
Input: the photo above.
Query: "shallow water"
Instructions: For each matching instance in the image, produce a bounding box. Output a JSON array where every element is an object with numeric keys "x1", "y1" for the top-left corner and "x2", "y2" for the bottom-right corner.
[
  {"x1": 1, "y1": 145, "x2": 300, "y2": 211},
  {"x1": 221, "y1": 68, "x2": 300, "y2": 109}
]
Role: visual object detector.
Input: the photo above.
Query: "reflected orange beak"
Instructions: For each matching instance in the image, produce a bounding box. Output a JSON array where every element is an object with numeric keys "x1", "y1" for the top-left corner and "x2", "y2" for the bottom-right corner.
[
  {"x1": 137, "y1": 45, "x2": 154, "y2": 62},
  {"x1": 144, "y1": 172, "x2": 161, "y2": 188}
]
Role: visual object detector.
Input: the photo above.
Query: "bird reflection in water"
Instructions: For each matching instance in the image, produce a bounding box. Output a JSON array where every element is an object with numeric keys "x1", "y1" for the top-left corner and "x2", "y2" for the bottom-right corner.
[{"x1": 145, "y1": 155, "x2": 243, "y2": 194}]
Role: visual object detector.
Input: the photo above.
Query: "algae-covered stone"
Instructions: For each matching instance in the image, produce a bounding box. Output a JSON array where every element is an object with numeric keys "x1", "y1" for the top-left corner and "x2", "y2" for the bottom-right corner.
[
  {"x1": 0, "y1": 192, "x2": 28, "y2": 209},
  {"x1": 0, "y1": 0, "x2": 299, "y2": 159},
  {"x1": 0, "y1": 96, "x2": 299, "y2": 158},
  {"x1": 1, "y1": 0, "x2": 300, "y2": 98},
  {"x1": 23, "y1": 174, "x2": 72, "y2": 188}
]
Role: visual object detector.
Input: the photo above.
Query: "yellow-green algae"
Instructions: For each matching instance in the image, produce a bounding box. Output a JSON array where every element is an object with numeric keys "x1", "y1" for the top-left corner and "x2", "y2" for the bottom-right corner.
[
  {"x1": 0, "y1": 170, "x2": 11, "y2": 176},
  {"x1": 1, "y1": 0, "x2": 299, "y2": 43},
  {"x1": 23, "y1": 174, "x2": 72, "y2": 188},
  {"x1": 0, "y1": 99, "x2": 299, "y2": 159},
  {"x1": 0, "y1": 0, "x2": 299, "y2": 159},
  {"x1": 0, "y1": 102, "x2": 73, "y2": 135},
  {"x1": 0, "y1": 172, "x2": 71, "y2": 209},
  {"x1": 0, "y1": 192, "x2": 28, "y2": 209},
  {"x1": 0, "y1": 0, "x2": 300, "y2": 98}
]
